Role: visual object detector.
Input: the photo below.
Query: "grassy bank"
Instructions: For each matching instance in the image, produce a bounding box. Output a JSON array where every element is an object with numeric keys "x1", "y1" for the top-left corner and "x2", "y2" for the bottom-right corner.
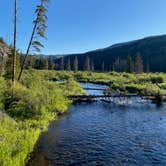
[
  {"x1": 0, "y1": 70, "x2": 85, "y2": 166},
  {"x1": 1, "y1": 70, "x2": 166, "y2": 166},
  {"x1": 73, "y1": 71, "x2": 166, "y2": 94}
]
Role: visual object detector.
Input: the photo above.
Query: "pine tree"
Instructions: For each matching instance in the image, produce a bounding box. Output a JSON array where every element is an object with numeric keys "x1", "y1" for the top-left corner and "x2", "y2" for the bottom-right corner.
[
  {"x1": 27, "y1": 56, "x2": 34, "y2": 69},
  {"x1": 113, "y1": 57, "x2": 120, "y2": 72},
  {"x1": 54, "y1": 62, "x2": 58, "y2": 70},
  {"x1": 39, "y1": 56, "x2": 47, "y2": 69},
  {"x1": 112, "y1": 63, "x2": 115, "y2": 71},
  {"x1": 102, "y1": 61, "x2": 105, "y2": 72},
  {"x1": 60, "y1": 57, "x2": 64, "y2": 70},
  {"x1": 135, "y1": 53, "x2": 144, "y2": 73},
  {"x1": 84, "y1": 56, "x2": 90, "y2": 71},
  {"x1": 29, "y1": 57, "x2": 33, "y2": 69},
  {"x1": 146, "y1": 62, "x2": 150, "y2": 73},
  {"x1": 126, "y1": 55, "x2": 134, "y2": 73},
  {"x1": 66, "y1": 58, "x2": 71, "y2": 71},
  {"x1": 91, "y1": 61, "x2": 94, "y2": 71},
  {"x1": 74, "y1": 56, "x2": 78, "y2": 71},
  {"x1": 45, "y1": 60, "x2": 48, "y2": 70},
  {"x1": 48, "y1": 55, "x2": 55, "y2": 70},
  {"x1": 18, "y1": 0, "x2": 49, "y2": 80}
]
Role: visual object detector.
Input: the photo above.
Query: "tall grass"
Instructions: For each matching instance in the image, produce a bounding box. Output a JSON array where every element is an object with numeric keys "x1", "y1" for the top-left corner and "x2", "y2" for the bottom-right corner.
[{"x1": 0, "y1": 70, "x2": 85, "y2": 166}]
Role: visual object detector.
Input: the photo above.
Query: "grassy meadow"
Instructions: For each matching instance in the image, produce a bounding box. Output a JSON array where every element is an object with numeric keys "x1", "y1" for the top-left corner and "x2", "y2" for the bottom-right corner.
[{"x1": 0, "y1": 70, "x2": 166, "y2": 166}]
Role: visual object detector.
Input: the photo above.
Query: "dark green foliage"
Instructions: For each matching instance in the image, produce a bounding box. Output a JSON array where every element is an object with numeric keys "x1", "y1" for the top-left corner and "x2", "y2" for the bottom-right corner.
[
  {"x1": 32, "y1": 0, "x2": 50, "y2": 52},
  {"x1": 126, "y1": 55, "x2": 134, "y2": 73},
  {"x1": 135, "y1": 53, "x2": 144, "y2": 73},
  {"x1": 125, "y1": 84, "x2": 144, "y2": 94},
  {"x1": 60, "y1": 57, "x2": 64, "y2": 70},
  {"x1": 48, "y1": 55, "x2": 55, "y2": 70},
  {"x1": 66, "y1": 58, "x2": 71, "y2": 71},
  {"x1": 55, "y1": 35, "x2": 166, "y2": 72},
  {"x1": 150, "y1": 76, "x2": 164, "y2": 83},
  {"x1": 102, "y1": 61, "x2": 105, "y2": 71},
  {"x1": 74, "y1": 56, "x2": 78, "y2": 71},
  {"x1": 84, "y1": 56, "x2": 90, "y2": 71},
  {"x1": 18, "y1": 0, "x2": 50, "y2": 81},
  {"x1": 91, "y1": 61, "x2": 94, "y2": 71}
]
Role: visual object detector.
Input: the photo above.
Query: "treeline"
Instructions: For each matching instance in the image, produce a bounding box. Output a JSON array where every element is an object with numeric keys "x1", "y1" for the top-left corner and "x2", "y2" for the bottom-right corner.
[
  {"x1": 0, "y1": 37, "x2": 149, "y2": 74},
  {"x1": 23, "y1": 53, "x2": 149, "y2": 73},
  {"x1": 0, "y1": 38, "x2": 149, "y2": 73}
]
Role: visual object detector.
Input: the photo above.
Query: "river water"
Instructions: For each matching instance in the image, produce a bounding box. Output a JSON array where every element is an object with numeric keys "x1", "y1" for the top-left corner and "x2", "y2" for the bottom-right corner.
[{"x1": 28, "y1": 83, "x2": 166, "y2": 166}]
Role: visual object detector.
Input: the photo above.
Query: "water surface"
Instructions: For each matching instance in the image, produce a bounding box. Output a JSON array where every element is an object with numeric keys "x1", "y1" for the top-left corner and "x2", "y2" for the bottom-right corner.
[{"x1": 29, "y1": 83, "x2": 166, "y2": 166}]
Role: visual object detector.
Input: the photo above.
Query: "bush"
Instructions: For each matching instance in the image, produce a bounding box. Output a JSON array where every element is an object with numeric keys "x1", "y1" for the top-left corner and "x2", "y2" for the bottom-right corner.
[
  {"x1": 0, "y1": 70, "x2": 85, "y2": 166},
  {"x1": 125, "y1": 84, "x2": 144, "y2": 94},
  {"x1": 151, "y1": 76, "x2": 164, "y2": 83}
]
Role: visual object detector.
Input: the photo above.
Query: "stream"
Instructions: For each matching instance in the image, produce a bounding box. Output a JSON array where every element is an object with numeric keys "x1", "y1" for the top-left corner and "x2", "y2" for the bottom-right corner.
[{"x1": 28, "y1": 83, "x2": 166, "y2": 166}]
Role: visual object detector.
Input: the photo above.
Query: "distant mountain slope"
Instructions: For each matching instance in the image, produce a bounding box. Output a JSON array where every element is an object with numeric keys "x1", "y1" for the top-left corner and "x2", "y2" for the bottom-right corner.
[{"x1": 56, "y1": 35, "x2": 166, "y2": 72}]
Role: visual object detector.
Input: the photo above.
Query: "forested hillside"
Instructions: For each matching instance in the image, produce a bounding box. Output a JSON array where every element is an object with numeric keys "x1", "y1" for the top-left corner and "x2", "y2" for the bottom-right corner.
[
  {"x1": 55, "y1": 35, "x2": 166, "y2": 72},
  {"x1": 11, "y1": 35, "x2": 166, "y2": 73}
]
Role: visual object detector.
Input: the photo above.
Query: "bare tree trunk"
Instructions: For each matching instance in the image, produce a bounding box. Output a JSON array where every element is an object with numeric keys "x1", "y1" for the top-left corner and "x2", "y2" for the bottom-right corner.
[
  {"x1": 12, "y1": 0, "x2": 17, "y2": 84},
  {"x1": 18, "y1": 21, "x2": 37, "y2": 81}
]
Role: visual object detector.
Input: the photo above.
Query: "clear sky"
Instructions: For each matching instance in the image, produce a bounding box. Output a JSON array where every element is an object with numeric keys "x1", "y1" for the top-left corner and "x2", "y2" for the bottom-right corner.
[{"x1": 1, "y1": 0, "x2": 166, "y2": 55}]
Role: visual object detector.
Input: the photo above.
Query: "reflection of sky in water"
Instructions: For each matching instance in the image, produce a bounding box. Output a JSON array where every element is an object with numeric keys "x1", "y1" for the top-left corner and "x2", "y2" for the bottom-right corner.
[
  {"x1": 80, "y1": 83, "x2": 108, "y2": 95},
  {"x1": 33, "y1": 100, "x2": 166, "y2": 166},
  {"x1": 29, "y1": 83, "x2": 166, "y2": 166}
]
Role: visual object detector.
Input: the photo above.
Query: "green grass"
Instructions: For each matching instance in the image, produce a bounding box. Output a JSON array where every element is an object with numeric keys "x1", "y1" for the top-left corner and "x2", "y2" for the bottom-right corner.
[
  {"x1": 73, "y1": 71, "x2": 166, "y2": 94},
  {"x1": 0, "y1": 70, "x2": 85, "y2": 166},
  {"x1": 1, "y1": 70, "x2": 166, "y2": 166}
]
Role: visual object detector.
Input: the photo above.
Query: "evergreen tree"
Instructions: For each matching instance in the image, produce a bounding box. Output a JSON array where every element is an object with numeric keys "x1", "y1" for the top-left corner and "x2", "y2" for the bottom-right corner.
[
  {"x1": 112, "y1": 63, "x2": 115, "y2": 71},
  {"x1": 66, "y1": 58, "x2": 71, "y2": 71},
  {"x1": 38, "y1": 56, "x2": 48, "y2": 69},
  {"x1": 18, "y1": 0, "x2": 49, "y2": 80},
  {"x1": 54, "y1": 62, "x2": 58, "y2": 70},
  {"x1": 48, "y1": 55, "x2": 55, "y2": 70},
  {"x1": 102, "y1": 61, "x2": 105, "y2": 72},
  {"x1": 45, "y1": 60, "x2": 48, "y2": 70},
  {"x1": 26, "y1": 56, "x2": 34, "y2": 69},
  {"x1": 84, "y1": 56, "x2": 90, "y2": 71},
  {"x1": 113, "y1": 57, "x2": 120, "y2": 72},
  {"x1": 74, "y1": 56, "x2": 78, "y2": 71},
  {"x1": 146, "y1": 62, "x2": 150, "y2": 73},
  {"x1": 91, "y1": 61, "x2": 94, "y2": 71},
  {"x1": 60, "y1": 57, "x2": 64, "y2": 70},
  {"x1": 135, "y1": 53, "x2": 144, "y2": 73},
  {"x1": 126, "y1": 55, "x2": 134, "y2": 73}
]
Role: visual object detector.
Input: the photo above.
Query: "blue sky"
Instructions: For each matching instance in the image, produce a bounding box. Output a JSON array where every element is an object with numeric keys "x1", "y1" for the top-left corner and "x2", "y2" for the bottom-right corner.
[{"x1": 1, "y1": 0, "x2": 166, "y2": 55}]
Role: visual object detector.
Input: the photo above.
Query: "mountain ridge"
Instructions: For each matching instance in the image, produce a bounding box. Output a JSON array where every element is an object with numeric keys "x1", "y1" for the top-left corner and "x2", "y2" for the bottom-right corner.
[{"x1": 55, "y1": 34, "x2": 166, "y2": 72}]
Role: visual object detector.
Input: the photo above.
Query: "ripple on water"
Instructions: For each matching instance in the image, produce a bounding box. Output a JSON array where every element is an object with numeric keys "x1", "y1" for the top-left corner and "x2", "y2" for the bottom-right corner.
[{"x1": 28, "y1": 84, "x2": 166, "y2": 166}]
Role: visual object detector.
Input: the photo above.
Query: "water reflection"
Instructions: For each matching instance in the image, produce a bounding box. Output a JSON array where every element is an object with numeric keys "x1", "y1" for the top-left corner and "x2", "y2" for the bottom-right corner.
[{"x1": 28, "y1": 83, "x2": 166, "y2": 166}]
